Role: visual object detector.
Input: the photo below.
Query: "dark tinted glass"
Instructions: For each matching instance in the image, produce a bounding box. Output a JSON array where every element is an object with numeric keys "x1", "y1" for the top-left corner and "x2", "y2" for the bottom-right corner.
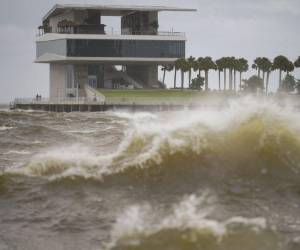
[{"x1": 67, "y1": 39, "x2": 185, "y2": 58}]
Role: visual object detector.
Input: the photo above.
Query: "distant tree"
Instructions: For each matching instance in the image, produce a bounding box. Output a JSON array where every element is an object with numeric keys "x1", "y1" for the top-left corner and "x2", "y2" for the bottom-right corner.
[
  {"x1": 236, "y1": 58, "x2": 249, "y2": 91},
  {"x1": 194, "y1": 57, "x2": 204, "y2": 80},
  {"x1": 176, "y1": 58, "x2": 189, "y2": 90},
  {"x1": 273, "y1": 55, "x2": 292, "y2": 90},
  {"x1": 286, "y1": 61, "x2": 295, "y2": 75},
  {"x1": 215, "y1": 58, "x2": 225, "y2": 91},
  {"x1": 281, "y1": 74, "x2": 296, "y2": 92},
  {"x1": 296, "y1": 79, "x2": 300, "y2": 94},
  {"x1": 215, "y1": 57, "x2": 227, "y2": 90},
  {"x1": 252, "y1": 57, "x2": 265, "y2": 78},
  {"x1": 202, "y1": 57, "x2": 217, "y2": 91},
  {"x1": 227, "y1": 57, "x2": 236, "y2": 91},
  {"x1": 161, "y1": 65, "x2": 168, "y2": 85},
  {"x1": 161, "y1": 65, "x2": 174, "y2": 86},
  {"x1": 232, "y1": 58, "x2": 240, "y2": 91},
  {"x1": 294, "y1": 56, "x2": 300, "y2": 69},
  {"x1": 191, "y1": 75, "x2": 205, "y2": 90},
  {"x1": 174, "y1": 59, "x2": 182, "y2": 89},
  {"x1": 259, "y1": 58, "x2": 273, "y2": 95},
  {"x1": 187, "y1": 56, "x2": 196, "y2": 88},
  {"x1": 242, "y1": 75, "x2": 264, "y2": 93}
]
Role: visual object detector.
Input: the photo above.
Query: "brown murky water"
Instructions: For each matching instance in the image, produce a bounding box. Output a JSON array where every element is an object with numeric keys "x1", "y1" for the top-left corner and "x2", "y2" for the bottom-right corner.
[{"x1": 1, "y1": 97, "x2": 300, "y2": 250}]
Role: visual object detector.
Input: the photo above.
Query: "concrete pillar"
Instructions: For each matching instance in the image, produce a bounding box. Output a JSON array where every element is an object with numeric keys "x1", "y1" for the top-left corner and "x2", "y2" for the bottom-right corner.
[{"x1": 50, "y1": 64, "x2": 67, "y2": 99}]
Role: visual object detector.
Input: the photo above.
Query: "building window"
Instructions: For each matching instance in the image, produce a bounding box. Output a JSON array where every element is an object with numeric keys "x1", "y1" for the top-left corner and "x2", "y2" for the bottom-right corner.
[{"x1": 67, "y1": 39, "x2": 185, "y2": 58}]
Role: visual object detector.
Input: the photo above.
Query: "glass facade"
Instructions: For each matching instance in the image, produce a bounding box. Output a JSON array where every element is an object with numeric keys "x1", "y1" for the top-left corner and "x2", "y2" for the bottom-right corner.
[{"x1": 67, "y1": 39, "x2": 185, "y2": 58}]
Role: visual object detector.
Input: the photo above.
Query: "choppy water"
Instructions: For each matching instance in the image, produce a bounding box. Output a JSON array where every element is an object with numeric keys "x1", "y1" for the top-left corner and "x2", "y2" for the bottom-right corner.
[{"x1": 1, "y1": 97, "x2": 300, "y2": 250}]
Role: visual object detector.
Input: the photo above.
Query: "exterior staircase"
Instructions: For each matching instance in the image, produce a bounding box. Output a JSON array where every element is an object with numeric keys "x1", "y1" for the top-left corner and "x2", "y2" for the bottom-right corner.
[
  {"x1": 84, "y1": 84, "x2": 106, "y2": 102},
  {"x1": 107, "y1": 66, "x2": 143, "y2": 89}
]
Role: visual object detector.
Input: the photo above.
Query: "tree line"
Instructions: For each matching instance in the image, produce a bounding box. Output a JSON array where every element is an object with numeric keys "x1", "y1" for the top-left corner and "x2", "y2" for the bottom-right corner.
[{"x1": 161, "y1": 55, "x2": 300, "y2": 94}]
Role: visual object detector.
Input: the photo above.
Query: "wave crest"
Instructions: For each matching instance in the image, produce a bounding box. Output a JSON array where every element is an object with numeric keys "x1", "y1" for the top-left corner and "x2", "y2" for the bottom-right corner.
[
  {"x1": 6, "y1": 97, "x2": 300, "y2": 182},
  {"x1": 106, "y1": 193, "x2": 280, "y2": 250}
]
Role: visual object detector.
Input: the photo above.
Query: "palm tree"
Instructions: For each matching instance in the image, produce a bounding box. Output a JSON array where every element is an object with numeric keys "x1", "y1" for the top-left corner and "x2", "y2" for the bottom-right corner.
[
  {"x1": 260, "y1": 58, "x2": 273, "y2": 95},
  {"x1": 252, "y1": 58, "x2": 262, "y2": 78},
  {"x1": 216, "y1": 58, "x2": 225, "y2": 91},
  {"x1": 227, "y1": 57, "x2": 236, "y2": 91},
  {"x1": 202, "y1": 57, "x2": 217, "y2": 91},
  {"x1": 195, "y1": 57, "x2": 204, "y2": 78},
  {"x1": 253, "y1": 57, "x2": 268, "y2": 80},
  {"x1": 273, "y1": 55, "x2": 291, "y2": 90},
  {"x1": 233, "y1": 58, "x2": 240, "y2": 92},
  {"x1": 161, "y1": 65, "x2": 174, "y2": 87},
  {"x1": 174, "y1": 59, "x2": 182, "y2": 89},
  {"x1": 295, "y1": 56, "x2": 300, "y2": 71},
  {"x1": 161, "y1": 65, "x2": 168, "y2": 85},
  {"x1": 187, "y1": 56, "x2": 196, "y2": 88},
  {"x1": 236, "y1": 58, "x2": 249, "y2": 91},
  {"x1": 176, "y1": 58, "x2": 189, "y2": 90},
  {"x1": 286, "y1": 61, "x2": 295, "y2": 76},
  {"x1": 221, "y1": 57, "x2": 228, "y2": 90}
]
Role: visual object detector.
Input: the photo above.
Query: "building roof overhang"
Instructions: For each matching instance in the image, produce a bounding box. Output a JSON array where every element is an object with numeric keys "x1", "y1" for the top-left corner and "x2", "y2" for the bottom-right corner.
[
  {"x1": 43, "y1": 4, "x2": 197, "y2": 22},
  {"x1": 35, "y1": 53, "x2": 179, "y2": 65}
]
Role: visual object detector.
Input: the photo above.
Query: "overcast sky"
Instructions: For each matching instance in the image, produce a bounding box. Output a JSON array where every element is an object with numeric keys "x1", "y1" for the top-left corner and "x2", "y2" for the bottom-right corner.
[{"x1": 0, "y1": 0, "x2": 300, "y2": 103}]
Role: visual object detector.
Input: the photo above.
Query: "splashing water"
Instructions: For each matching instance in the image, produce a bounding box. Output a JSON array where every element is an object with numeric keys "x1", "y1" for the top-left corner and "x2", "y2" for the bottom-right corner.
[{"x1": 2, "y1": 96, "x2": 300, "y2": 250}]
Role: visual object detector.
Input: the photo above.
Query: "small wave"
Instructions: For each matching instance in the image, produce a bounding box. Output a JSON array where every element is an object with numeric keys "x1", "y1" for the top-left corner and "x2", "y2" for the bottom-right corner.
[
  {"x1": 32, "y1": 140, "x2": 43, "y2": 144},
  {"x1": 0, "y1": 126, "x2": 14, "y2": 131},
  {"x1": 105, "y1": 193, "x2": 278, "y2": 250},
  {"x1": 65, "y1": 130, "x2": 97, "y2": 134},
  {"x1": 6, "y1": 145, "x2": 112, "y2": 180},
  {"x1": 111, "y1": 111, "x2": 158, "y2": 121},
  {"x1": 3, "y1": 150, "x2": 31, "y2": 155}
]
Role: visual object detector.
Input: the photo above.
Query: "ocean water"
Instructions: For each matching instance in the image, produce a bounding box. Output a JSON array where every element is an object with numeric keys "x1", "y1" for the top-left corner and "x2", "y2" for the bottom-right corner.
[{"x1": 0, "y1": 97, "x2": 300, "y2": 250}]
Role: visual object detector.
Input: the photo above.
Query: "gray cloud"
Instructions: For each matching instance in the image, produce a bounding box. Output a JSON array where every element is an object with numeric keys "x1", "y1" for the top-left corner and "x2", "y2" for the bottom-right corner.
[{"x1": 0, "y1": 0, "x2": 300, "y2": 103}]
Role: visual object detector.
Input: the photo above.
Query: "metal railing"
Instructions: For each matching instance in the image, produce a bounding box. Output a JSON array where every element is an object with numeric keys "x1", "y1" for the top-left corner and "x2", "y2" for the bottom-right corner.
[
  {"x1": 14, "y1": 96, "x2": 195, "y2": 106},
  {"x1": 36, "y1": 28, "x2": 185, "y2": 37},
  {"x1": 14, "y1": 97, "x2": 105, "y2": 105}
]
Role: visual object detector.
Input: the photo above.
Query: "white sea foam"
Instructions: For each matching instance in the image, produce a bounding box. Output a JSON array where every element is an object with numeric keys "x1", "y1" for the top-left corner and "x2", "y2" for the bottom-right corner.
[
  {"x1": 65, "y1": 130, "x2": 97, "y2": 134},
  {"x1": 7, "y1": 96, "x2": 300, "y2": 180},
  {"x1": 108, "y1": 192, "x2": 267, "y2": 248},
  {"x1": 111, "y1": 111, "x2": 158, "y2": 121},
  {"x1": 0, "y1": 126, "x2": 14, "y2": 131},
  {"x1": 3, "y1": 150, "x2": 31, "y2": 155}
]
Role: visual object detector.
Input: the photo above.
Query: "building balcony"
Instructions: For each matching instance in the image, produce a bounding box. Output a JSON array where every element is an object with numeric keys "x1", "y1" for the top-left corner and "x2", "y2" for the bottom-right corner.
[
  {"x1": 36, "y1": 36, "x2": 185, "y2": 63},
  {"x1": 37, "y1": 26, "x2": 185, "y2": 38}
]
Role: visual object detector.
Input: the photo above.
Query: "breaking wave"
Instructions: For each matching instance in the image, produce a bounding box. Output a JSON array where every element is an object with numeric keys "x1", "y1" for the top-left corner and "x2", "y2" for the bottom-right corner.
[
  {"x1": 5, "y1": 97, "x2": 300, "y2": 183},
  {"x1": 105, "y1": 192, "x2": 281, "y2": 250}
]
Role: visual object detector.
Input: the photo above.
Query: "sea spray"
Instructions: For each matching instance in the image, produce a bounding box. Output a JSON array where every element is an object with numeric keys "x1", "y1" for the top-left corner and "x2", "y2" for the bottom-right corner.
[
  {"x1": 5, "y1": 96, "x2": 300, "y2": 182},
  {"x1": 106, "y1": 193, "x2": 278, "y2": 250}
]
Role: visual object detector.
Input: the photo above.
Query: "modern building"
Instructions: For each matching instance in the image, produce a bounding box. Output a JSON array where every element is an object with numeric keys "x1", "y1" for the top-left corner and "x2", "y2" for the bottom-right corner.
[{"x1": 36, "y1": 4, "x2": 196, "y2": 99}]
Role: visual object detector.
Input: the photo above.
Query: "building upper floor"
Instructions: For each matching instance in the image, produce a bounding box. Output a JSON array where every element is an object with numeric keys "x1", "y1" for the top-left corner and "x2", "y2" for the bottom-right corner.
[{"x1": 38, "y1": 4, "x2": 196, "y2": 37}]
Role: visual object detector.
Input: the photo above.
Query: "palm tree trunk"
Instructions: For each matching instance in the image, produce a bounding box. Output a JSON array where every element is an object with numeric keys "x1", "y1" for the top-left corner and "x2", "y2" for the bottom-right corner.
[
  {"x1": 198, "y1": 69, "x2": 201, "y2": 78},
  {"x1": 189, "y1": 70, "x2": 192, "y2": 88},
  {"x1": 279, "y1": 70, "x2": 282, "y2": 90},
  {"x1": 205, "y1": 70, "x2": 209, "y2": 91},
  {"x1": 218, "y1": 70, "x2": 221, "y2": 91},
  {"x1": 266, "y1": 71, "x2": 270, "y2": 95},
  {"x1": 262, "y1": 72, "x2": 265, "y2": 89},
  {"x1": 234, "y1": 70, "x2": 236, "y2": 92},
  {"x1": 258, "y1": 69, "x2": 261, "y2": 78},
  {"x1": 174, "y1": 69, "x2": 177, "y2": 89},
  {"x1": 181, "y1": 70, "x2": 184, "y2": 90},
  {"x1": 239, "y1": 72, "x2": 242, "y2": 91},
  {"x1": 229, "y1": 69, "x2": 232, "y2": 91},
  {"x1": 224, "y1": 69, "x2": 227, "y2": 91},
  {"x1": 163, "y1": 69, "x2": 166, "y2": 85}
]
